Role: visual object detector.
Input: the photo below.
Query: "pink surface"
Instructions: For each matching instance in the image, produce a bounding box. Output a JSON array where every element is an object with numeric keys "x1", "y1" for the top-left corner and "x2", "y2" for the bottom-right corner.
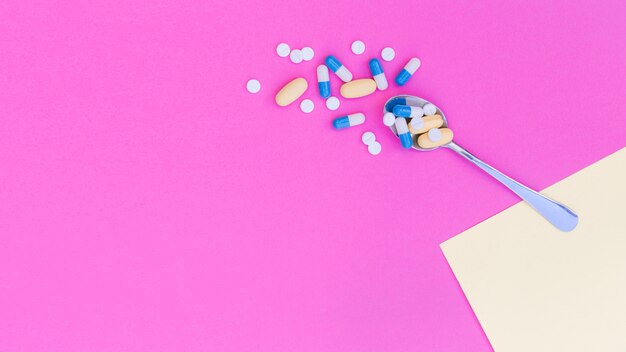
[{"x1": 1, "y1": 0, "x2": 625, "y2": 350}]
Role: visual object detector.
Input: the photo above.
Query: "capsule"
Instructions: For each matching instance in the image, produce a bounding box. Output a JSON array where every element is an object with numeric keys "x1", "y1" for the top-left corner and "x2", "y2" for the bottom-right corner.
[
  {"x1": 395, "y1": 57, "x2": 421, "y2": 86},
  {"x1": 325, "y1": 55, "x2": 353, "y2": 83},
  {"x1": 393, "y1": 105, "x2": 424, "y2": 118},
  {"x1": 332, "y1": 113, "x2": 365, "y2": 130},
  {"x1": 384, "y1": 96, "x2": 420, "y2": 112},
  {"x1": 417, "y1": 128, "x2": 454, "y2": 148},
  {"x1": 368, "y1": 58, "x2": 388, "y2": 91},
  {"x1": 395, "y1": 118, "x2": 413, "y2": 149},
  {"x1": 317, "y1": 65, "x2": 331, "y2": 98}
]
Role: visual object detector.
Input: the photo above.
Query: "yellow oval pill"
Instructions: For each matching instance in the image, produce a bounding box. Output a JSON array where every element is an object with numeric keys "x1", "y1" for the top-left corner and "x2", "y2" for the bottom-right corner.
[
  {"x1": 275, "y1": 78, "x2": 308, "y2": 107},
  {"x1": 408, "y1": 114, "x2": 444, "y2": 134},
  {"x1": 340, "y1": 79, "x2": 376, "y2": 99},
  {"x1": 417, "y1": 128, "x2": 454, "y2": 148}
]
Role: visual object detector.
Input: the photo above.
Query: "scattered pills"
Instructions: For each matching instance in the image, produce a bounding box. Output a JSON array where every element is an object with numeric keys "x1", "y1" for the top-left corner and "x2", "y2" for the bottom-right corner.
[
  {"x1": 246, "y1": 79, "x2": 261, "y2": 94},
  {"x1": 428, "y1": 128, "x2": 442, "y2": 141},
  {"x1": 409, "y1": 117, "x2": 425, "y2": 131},
  {"x1": 362, "y1": 131, "x2": 376, "y2": 145},
  {"x1": 290, "y1": 49, "x2": 304, "y2": 63},
  {"x1": 369, "y1": 58, "x2": 388, "y2": 91},
  {"x1": 275, "y1": 77, "x2": 308, "y2": 106},
  {"x1": 325, "y1": 55, "x2": 353, "y2": 82},
  {"x1": 395, "y1": 57, "x2": 421, "y2": 86},
  {"x1": 317, "y1": 65, "x2": 331, "y2": 98},
  {"x1": 276, "y1": 43, "x2": 290, "y2": 57},
  {"x1": 423, "y1": 103, "x2": 437, "y2": 116},
  {"x1": 381, "y1": 47, "x2": 395, "y2": 61},
  {"x1": 340, "y1": 78, "x2": 376, "y2": 99},
  {"x1": 394, "y1": 117, "x2": 413, "y2": 149},
  {"x1": 408, "y1": 114, "x2": 444, "y2": 134},
  {"x1": 351, "y1": 40, "x2": 366, "y2": 55},
  {"x1": 393, "y1": 105, "x2": 424, "y2": 118},
  {"x1": 383, "y1": 112, "x2": 396, "y2": 126},
  {"x1": 417, "y1": 128, "x2": 454, "y2": 148},
  {"x1": 333, "y1": 113, "x2": 365, "y2": 130},
  {"x1": 300, "y1": 99, "x2": 314, "y2": 113},
  {"x1": 301, "y1": 47, "x2": 314, "y2": 61},
  {"x1": 326, "y1": 96, "x2": 340, "y2": 110},
  {"x1": 367, "y1": 141, "x2": 382, "y2": 155}
]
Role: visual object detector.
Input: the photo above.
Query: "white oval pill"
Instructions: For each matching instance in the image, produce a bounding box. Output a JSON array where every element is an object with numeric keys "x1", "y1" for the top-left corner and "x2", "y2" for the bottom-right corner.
[
  {"x1": 351, "y1": 40, "x2": 365, "y2": 55},
  {"x1": 383, "y1": 112, "x2": 395, "y2": 126},
  {"x1": 246, "y1": 79, "x2": 261, "y2": 93},
  {"x1": 276, "y1": 43, "x2": 290, "y2": 58},
  {"x1": 381, "y1": 47, "x2": 395, "y2": 61},
  {"x1": 368, "y1": 141, "x2": 382, "y2": 155},
  {"x1": 290, "y1": 49, "x2": 303, "y2": 63},
  {"x1": 362, "y1": 131, "x2": 376, "y2": 145},
  {"x1": 326, "y1": 96, "x2": 340, "y2": 111},
  {"x1": 423, "y1": 103, "x2": 437, "y2": 116},
  {"x1": 428, "y1": 128, "x2": 442, "y2": 142},
  {"x1": 301, "y1": 47, "x2": 314, "y2": 61},
  {"x1": 300, "y1": 99, "x2": 314, "y2": 113}
]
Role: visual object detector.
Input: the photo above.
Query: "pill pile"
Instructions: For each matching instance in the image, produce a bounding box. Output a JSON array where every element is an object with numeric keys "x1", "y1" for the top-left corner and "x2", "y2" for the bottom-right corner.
[{"x1": 247, "y1": 40, "x2": 442, "y2": 154}]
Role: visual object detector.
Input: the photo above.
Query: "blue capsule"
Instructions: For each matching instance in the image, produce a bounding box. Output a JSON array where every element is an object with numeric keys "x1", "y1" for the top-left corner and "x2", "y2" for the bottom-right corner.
[
  {"x1": 394, "y1": 118, "x2": 413, "y2": 149},
  {"x1": 393, "y1": 105, "x2": 424, "y2": 118},
  {"x1": 332, "y1": 113, "x2": 366, "y2": 130},
  {"x1": 368, "y1": 58, "x2": 388, "y2": 90},
  {"x1": 317, "y1": 65, "x2": 331, "y2": 98},
  {"x1": 395, "y1": 57, "x2": 421, "y2": 86},
  {"x1": 325, "y1": 55, "x2": 353, "y2": 83}
]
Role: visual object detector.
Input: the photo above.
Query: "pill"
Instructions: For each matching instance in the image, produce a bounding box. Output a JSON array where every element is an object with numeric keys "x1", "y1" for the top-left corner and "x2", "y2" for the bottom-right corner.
[
  {"x1": 417, "y1": 128, "x2": 454, "y2": 148},
  {"x1": 368, "y1": 58, "x2": 388, "y2": 91},
  {"x1": 395, "y1": 118, "x2": 412, "y2": 149},
  {"x1": 300, "y1": 99, "x2": 314, "y2": 113},
  {"x1": 332, "y1": 113, "x2": 365, "y2": 130},
  {"x1": 340, "y1": 78, "x2": 376, "y2": 99},
  {"x1": 384, "y1": 96, "x2": 421, "y2": 112},
  {"x1": 368, "y1": 141, "x2": 382, "y2": 155},
  {"x1": 408, "y1": 114, "x2": 444, "y2": 134},
  {"x1": 326, "y1": 96, "x2": 340, "y2": 110},
  {"x1": 276, "y1": 43, "x2": 290, "y2": 57},
  {"x1": 409, "y1": 117, "x2": 425, "y2": 131},
  {"x1": 395, "y1": 57, "x2": 421, "y2": 86},
  {"x1": 317, "y1": 65, "x2": 331, "y2": 98},
  {"x1": 325, "y1": 55, "x2": 353, "y2": 82},
  {"x1": 362, "y1": 131, "x2": 376, "y2": 145},
  {"x1": 423, "y1": 103, "x2": 437, "y2": 116},
  {"x1": 275, "y1": 77, "x2": 308, "y2": 107},
  {"x1": 428, "y1": 128, "x2": 442, "y2": 141},
  {"x1": 290, "y1": 49, "x2": 303, "y2": 63},
  {"x1": 301, "y1": 47, "x2": 314, "y2": 61},
  {"x1": 381, "y1": 47, "x2": 395, "y2": 62},
  {"x1": 351, "y1": 40, "x2": 365, "y2": 55},
  {"x1": 393, "y1": 105, "x2": 424, "y2": 118},
  {"x1": 383, "y1": 112, "x2": 396, "y2": 126},
  {"x1": 246, "y1": 79, "x2": 261, "y2": 94}
]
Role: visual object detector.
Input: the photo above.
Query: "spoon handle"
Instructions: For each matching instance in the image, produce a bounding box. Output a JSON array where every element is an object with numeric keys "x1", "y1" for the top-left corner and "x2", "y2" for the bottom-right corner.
[{"x1": 445, "y1": 142, "x2": 578, "y2": 232}]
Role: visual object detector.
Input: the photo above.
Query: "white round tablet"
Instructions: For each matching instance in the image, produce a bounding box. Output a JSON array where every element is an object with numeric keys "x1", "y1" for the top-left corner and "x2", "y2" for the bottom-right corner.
[
  {"x1": 381, "y1": 47, "x2": 395, "y2": 62},
  {"x1": 326, "y1": 96, "x2": 340, "y2": 111},
  {"x1": 383, "y1": 112, "x2": 395, "y2": 126},
  {"x1": 300, "y1": 99, "x2": 314, "y2": 113},
  {"x1": 276, "y1": 43, "x2": 290, "y2": 58},
  {"x1": 290, "y1": 49, "x2": 303, "y2": 64},
  {"x1": 351, "y1": 40, "x2": 366, "y2": 55},
  {"x1": 409, "y1": 117, "x2": 425, "y2": 130},
  {"x1": 368, "y1": 141, "x2": 382, "y2": 155},
  {"x1": 361, "y1": 131, "x2": 376, "y2": 145},
  {"x1": 428, "y1": 128, "x2": 442, "y2": 142},
  {"x1": 423, "y1": 103, "x2": 437, "y2": 116},
  {"x1": 301, "y1": 47, "x2": 314, "y2": 61},
  {"x1": 246, "y1": 79, "x2": 261, "y2": 94}
]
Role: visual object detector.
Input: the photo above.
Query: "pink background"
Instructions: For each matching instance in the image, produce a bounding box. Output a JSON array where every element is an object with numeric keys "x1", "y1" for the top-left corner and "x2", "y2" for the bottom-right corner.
[{"x1": 1, "y1": 0, "x2": 625, "y2": 350}]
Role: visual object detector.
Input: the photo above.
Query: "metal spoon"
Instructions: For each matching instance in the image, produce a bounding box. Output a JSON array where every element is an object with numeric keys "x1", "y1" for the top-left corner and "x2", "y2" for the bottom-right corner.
[{"x1": 385, "y1": 95, "x2": 578, "y2": 232}]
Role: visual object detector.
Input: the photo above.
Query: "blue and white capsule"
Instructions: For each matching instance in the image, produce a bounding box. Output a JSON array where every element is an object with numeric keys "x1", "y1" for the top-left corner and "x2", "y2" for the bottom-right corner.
[
  {"x1": 395, "y1": 57, "x2": 421, "y2": 86},
  {"x1": 332, "y1": 113, "x2": 365, "y2": 130},
  {"x1": 368, "y1": 58, "x2": 388, "y2": 91},
  {"x1": 394, "y1": 117, "x2": 413, "y2": 149},
  {"x1": 325, "y1": 55, "x2": 353, "y2": 83},
  {"x1": 393, "y1": 105, "x2": 424, "y2": 118},
  {"x1": 316, "y1": 65, "x2": 331, "y2": 98},
  {"x1": 384, "y1": 96, "x2": 421, "y2": 112}
]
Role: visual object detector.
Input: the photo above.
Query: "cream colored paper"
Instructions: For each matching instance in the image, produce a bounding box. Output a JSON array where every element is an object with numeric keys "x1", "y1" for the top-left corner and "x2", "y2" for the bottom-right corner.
[{"x1": 441, "y1": 148, "x2": 626, "y2": 352}]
